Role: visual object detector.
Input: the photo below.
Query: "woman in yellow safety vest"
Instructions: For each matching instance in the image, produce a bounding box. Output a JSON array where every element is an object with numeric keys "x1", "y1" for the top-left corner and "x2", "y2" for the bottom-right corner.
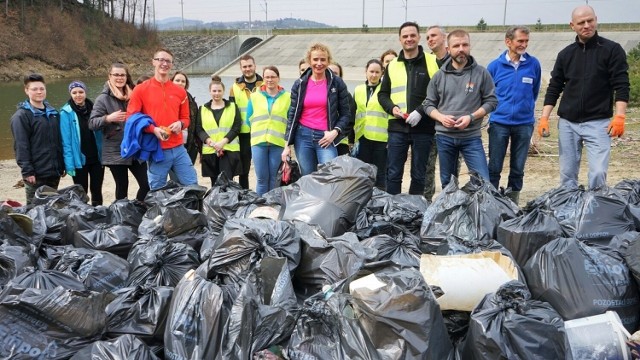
[
  {"x1": 195, "y1": 75, "x2": 242, "y2": 186},
  {"x1": 246, "y1": 66, "x2": 291, "y2": 195},
  {"x1": 353, "y1": 59, "x2": 387, "y2": 189}
]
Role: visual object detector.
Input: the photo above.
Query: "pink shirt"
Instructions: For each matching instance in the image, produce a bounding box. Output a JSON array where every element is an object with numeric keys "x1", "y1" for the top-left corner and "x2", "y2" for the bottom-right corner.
[{"x1": 299, "y1": 79, "x2": 328, "y2": 130}]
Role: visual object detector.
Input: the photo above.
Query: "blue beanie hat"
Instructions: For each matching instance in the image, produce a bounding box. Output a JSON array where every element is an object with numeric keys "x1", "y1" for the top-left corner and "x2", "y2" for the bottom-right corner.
[{"x1": 68, "y1": 80, "x2": 87, "y2": 93}]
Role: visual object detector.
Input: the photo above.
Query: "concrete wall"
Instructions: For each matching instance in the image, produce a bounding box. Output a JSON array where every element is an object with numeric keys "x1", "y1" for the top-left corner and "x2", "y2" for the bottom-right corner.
[
  {"x1": 216, "y1": 32, "x2": 639, "y2": 82},
  {"x1": 181, "y1": 36, "x2": 240, "y2": 75}
]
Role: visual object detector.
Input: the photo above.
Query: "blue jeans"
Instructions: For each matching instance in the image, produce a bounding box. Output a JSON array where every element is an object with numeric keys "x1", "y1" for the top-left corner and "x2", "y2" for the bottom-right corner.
[
  {"x1": 558, "y1": 118, "x2": 610, "y2": 189},
  {"x1": 294, "y1": 125, "x2": 338, "y2": 176},
  {"x1": 252, "y1": 144, "x2": 283, "y2": 196},
  {"x1": 437, "y1": 134, "x2": 489, "y2": 187},
  {"x1": 148, "y1": 146, "x2": 198, "y2": 190},
  {"x1": 386, "y1": 131, "x2": 433, "y2": 195},
  {"x1": 488, "y1": 122, "x2": 534, "y2": 191}
]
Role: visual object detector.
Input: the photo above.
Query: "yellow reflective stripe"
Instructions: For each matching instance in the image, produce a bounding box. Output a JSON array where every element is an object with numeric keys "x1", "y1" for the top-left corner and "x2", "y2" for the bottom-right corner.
[
  {"x1": 367, "y1": 110, "x2": 388, "y2": 118},
  {"x1": 364, "y1": 125, "x2": 387, "y2": 133}
]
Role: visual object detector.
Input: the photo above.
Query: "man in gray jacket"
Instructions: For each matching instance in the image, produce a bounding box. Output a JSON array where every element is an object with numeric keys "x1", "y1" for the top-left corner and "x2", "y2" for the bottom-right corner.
[{"x1": 422, "y1": 29, "x2": 497, "y2": 188}]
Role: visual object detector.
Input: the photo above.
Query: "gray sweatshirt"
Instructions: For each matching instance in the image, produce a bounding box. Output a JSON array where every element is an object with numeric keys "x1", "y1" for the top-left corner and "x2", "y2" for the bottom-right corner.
[{"x1": 422, "y1": 56, "x2": 497, "y2": 139}]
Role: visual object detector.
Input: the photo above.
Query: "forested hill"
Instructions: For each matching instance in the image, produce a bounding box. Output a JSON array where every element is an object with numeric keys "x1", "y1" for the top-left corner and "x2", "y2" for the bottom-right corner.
[{"x1": 0, "y1": 0, "x2": 160, "y2": 81}]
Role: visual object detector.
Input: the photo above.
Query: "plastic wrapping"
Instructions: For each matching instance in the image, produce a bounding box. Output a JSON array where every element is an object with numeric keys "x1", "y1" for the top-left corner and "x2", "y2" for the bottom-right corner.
[
  {"x1": 144, "y1": 182, "x2": 208, "y2": 211},
  {"x1": 524, "y1": 238, "x2": 640, "y2": 331},
  {"x1": 458, "y1": 281, "x2": 569, "y2": 360},
  {"x1": 10, "y1": 268, "x2": 86, "y2": 291},
  {"x1": 358, "y1": 222, "x2": 421, "y2": 268},
  {"x1": 281, "y1": 156, "x2": 376, "y2": 237}
]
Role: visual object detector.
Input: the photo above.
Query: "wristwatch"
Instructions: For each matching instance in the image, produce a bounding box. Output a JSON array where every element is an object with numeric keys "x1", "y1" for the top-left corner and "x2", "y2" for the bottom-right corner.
[{"x1": 469, "y1": 113, "x2": 476, "y2": 122}]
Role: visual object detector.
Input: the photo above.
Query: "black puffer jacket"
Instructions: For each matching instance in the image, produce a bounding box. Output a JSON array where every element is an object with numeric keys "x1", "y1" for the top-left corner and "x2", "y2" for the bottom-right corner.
[{"x1": 284, "y1": 68, "x2": 352, "y2": 145}]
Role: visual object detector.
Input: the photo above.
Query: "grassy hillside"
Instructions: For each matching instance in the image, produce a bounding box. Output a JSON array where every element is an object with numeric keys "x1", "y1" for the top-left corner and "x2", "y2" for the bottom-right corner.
[{"x1": 0, "y1": 1, "x2": 160, "y2": 81}]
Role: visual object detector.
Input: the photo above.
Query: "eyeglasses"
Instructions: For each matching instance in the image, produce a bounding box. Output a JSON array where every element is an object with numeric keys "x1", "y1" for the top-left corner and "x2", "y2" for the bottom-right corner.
[
  {"x1": 110, "y1": 73, "x2": 127, "y2": 77},
  {"x1": 153, "y1": 58, "x2": 173, "y2": 64}
]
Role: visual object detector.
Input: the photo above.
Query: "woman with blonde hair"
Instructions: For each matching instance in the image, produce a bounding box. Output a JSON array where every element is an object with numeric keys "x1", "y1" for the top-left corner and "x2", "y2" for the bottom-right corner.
[
  {"x1": 90, "y1": 63, "x2": 149, "y2": 201},
  {"x1": 282, "y1": 43, "x2": 352, "y2": 175}
]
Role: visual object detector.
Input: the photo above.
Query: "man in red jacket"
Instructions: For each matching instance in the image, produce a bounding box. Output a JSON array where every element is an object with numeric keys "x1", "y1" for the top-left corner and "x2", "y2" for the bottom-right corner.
[{"x1": 127, "y1": 48, "x2": 198, "y2": 190}]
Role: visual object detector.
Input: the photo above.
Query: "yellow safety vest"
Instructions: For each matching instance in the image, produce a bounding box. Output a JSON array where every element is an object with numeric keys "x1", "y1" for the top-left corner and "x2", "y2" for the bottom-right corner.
[
  {"x1": 249, "y1": 91, "x2": 291, "y2": 147},
  {"x1": 353, "y1": 83, "x2": 388, "y2": 142},
  {"x1": 200, "y1": 103, "x2": 240, "y2": 154},
  {"x1": 231, "y1": 82, "x2": 259, "y2": 134},
  {"x1": 388, "y1": 53, "x2": 439, "y2": 113}
]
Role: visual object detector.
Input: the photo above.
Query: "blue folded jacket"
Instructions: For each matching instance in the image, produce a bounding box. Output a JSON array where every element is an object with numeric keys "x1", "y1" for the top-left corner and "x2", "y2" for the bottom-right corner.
[{"x1": 121, "y1": 112, "x2": 164, "y2": 162}]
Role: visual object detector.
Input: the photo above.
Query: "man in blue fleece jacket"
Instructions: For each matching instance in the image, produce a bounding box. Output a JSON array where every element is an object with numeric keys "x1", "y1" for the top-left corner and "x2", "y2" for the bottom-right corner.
[{"x1": 487, "y1": 26, "x2": 541, "y2": 205}]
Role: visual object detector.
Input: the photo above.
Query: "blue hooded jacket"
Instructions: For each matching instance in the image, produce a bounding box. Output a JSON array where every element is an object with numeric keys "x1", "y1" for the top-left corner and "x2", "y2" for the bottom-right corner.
[
  {"x1": 487, "y1": 51, "x2": 541, "y2": 126},
  {"x1": 121, "y1": 112, "x2": 164, "y2": 162}
]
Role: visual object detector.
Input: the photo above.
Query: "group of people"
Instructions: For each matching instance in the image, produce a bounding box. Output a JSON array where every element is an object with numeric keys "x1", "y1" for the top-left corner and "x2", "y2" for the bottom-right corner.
[{"x1": 11, "y1": 5, "x2": 629, "y2": 206}]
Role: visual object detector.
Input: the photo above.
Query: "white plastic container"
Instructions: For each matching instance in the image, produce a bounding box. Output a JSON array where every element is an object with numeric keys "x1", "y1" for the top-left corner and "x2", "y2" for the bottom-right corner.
[{"x1": 564, "y1": 311, "x2": 631, "y2": 360}]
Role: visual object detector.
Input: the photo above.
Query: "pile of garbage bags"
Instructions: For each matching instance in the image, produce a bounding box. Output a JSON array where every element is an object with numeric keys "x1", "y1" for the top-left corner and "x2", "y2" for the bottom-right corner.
[{"x1": 1, "y1": 156, "x2": 640, "y2": 359}]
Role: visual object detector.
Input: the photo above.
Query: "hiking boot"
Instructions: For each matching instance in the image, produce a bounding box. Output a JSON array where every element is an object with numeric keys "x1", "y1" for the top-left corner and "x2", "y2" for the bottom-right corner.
[{"x1": 507, "y1": 190, "x2": 520, "y2": 205}]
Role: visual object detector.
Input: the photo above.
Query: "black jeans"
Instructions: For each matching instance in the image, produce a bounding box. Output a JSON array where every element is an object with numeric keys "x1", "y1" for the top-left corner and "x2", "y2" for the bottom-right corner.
[
  {"x1": 72, "y1": 162, "x2": 105, "y2": 206},
  {"x1": 238, "y1": 133, "x2": 251, "y2": 189},
  {"x1": 108, "y1": 161, "x2": 150, "y2": 202}
]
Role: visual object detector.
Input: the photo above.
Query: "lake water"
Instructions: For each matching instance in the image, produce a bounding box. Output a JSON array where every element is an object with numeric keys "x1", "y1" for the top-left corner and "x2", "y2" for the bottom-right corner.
[{"x1": 0, "y1": 75, "x2": 363, "y2": 161}]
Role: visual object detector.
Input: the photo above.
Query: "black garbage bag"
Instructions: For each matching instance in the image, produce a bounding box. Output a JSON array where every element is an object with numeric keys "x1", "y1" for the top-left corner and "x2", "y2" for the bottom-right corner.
[
  {"x1": 0, "y1": 242, "x2": 35, "y2": 287},
  {"x1": 74, "y1": 224, "x2": 138, "y2": 258},
  {"x1": 144, "y1": 182, "x2": 208, "y2": 211},
  {"x1": 62, "y1": 206, "x2": 111, "y2": 245},
  {"x1": 572, "y1": 187, "x2": 636, "y2": 245},
  {"x1": 607, "y1": 231, "x2": 640, "y2": 253},
  {"x1": 202, "y1": 173, "x2": 265, "y2": 238},
  {"x1": 109, "y1": 199, "x2": 147, "y2": 228},
  {"x1": 281, "y1": 156, "x2": 376, "y2": 237},
  {"x1": 106, "y1": 286, "x2": 174, "y2": 343},
  {"x1": 622, "y1": 233, "x2": 640, "y2": 288},
  {"x1": 614, "y1": 178, "x2": 640, "y2": 204},
  {"x1": 293, "y1": 221, "x2": 377, "y2": 299},
  {"x1": 458, "y1": 280, "x2": 569, "y2": 360},
  {"x1": 32, "y1": 184, "x2": 89, "y2": 206},
  {"x1": 164, "y1": 270, "x2": 225, "y2": 360},
  {"x1": 0, "y1": 211, "x2": 34, "y2": 247},
  {"x1": 441, "y1": 310, "x2": 471, "y2": 346},
  {"x1": 126, "y1": 237, "x2": 200, "y2": 288},
  {"x1": 197, "y1": 218, "x2": 300, "y2": 288},
  {"x1": 497, "y1": 207, "x2": 565, "y2": 267},
  {"x1": 29, "y1": 200, "x2": 92, "y2": 245},
  {"x1": 347, "y1": 263, "x2": 453, "y2": 359},
  {"x1": 356, "y1": 191, "x2": 428, "y2": 237},
  {"x1": 71, "y1": 334, "x2": 160, "y2": 360},
  {"x1": 358, "y1": 222, "x2": 421, "y2": 268},
  {"x1": 287, "y1": 284, "x2": 380, "y2": 360},
  {"x1": 525, "y1": 186, "x2": 586, "y2": 236},
  {"x1": 169, "y1": 225, "x2": 215, "y2": 256},
  {"x1": 10, "y1": 268, "x2": 86, "y2": 291},
  {"x1": 138, "y1": 203, "x2": 210, "y2": 253},
  {"x1": 52, "y1": 247, "x2": 129, "y2": 293},
  {"x1": 524, "y1": 238, "x2": 640, "y2": 331},
  {"x1": 222, "y1": 257, "x2": 298, "y2": 359},
  {"x1": 0, "y1": 284, "x2": 107, "y2": 359}
]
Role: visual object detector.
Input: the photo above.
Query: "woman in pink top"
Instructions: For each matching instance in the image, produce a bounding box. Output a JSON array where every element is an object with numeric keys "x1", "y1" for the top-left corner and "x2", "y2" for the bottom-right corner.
[{"x1": 281, "y1": 43, "x2": 352, "y2": 176}]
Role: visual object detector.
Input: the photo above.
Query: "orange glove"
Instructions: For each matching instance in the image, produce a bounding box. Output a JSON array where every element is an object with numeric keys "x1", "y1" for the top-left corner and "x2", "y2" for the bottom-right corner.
[
  {"x1": 537, "y1": 116, "x2": 550, "y2": 137},
  {"x1": 608, "y1": 114, "x2": 625, "y2": 137}
]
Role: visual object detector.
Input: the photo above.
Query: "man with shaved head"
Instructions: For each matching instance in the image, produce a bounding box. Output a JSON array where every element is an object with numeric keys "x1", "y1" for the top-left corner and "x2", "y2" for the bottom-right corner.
[{"x1": 538, "y1": 5, "x2": 629, "y2": 189}]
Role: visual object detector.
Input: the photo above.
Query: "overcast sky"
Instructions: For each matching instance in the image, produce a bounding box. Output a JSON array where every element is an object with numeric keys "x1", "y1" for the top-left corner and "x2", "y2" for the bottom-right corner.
[{"x1": 152, "y1": 0, "x2": 639, "y2": 28}]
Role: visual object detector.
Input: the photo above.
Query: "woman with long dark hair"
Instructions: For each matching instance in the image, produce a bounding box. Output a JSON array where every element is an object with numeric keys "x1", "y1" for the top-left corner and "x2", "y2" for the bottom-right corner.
[{"x1": 90, "y1": 63, "x2": 149, "y2": 202}]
